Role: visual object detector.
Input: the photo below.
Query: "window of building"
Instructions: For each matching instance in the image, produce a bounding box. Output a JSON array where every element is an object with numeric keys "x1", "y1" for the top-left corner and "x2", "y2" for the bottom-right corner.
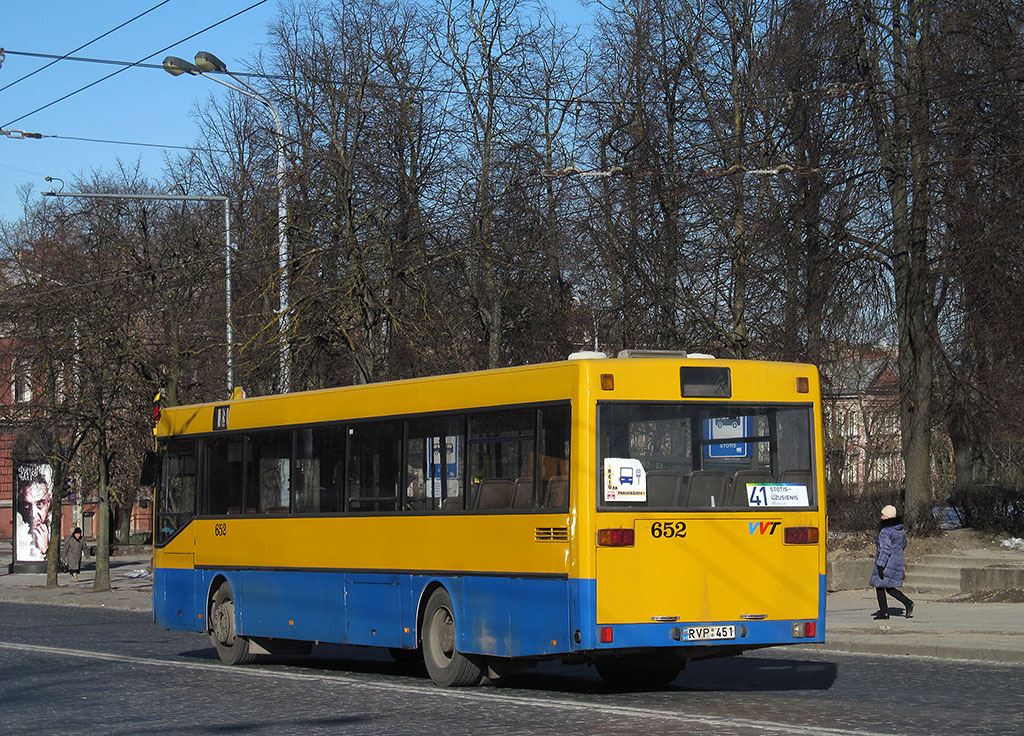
[{"x1": 13, "y1": 361, "x2": 31, "y2": 403}]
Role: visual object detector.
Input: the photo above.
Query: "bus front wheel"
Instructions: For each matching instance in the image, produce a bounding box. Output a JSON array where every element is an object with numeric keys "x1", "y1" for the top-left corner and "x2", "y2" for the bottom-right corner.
[
  {"x1": 210, "y1": 584, "x2": 255, "y2": 665},
  {"x1": 421, "y1": 588, "x2": 483, "y2": 687}
]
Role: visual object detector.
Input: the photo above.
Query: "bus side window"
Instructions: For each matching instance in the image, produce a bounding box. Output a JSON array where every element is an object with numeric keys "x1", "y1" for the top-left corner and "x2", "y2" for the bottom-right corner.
[
  {"x1": 248, "y1": 431, "x2": 292, "y2": 514},
  {"x1": 537, "y1": 405, "x2": 571, "y2": 511},
  {"x1": 468, "y1": 409, "x2": 535, "y2": 511},
  {"x1": 347, "y1": 421, "x2": 402, "y2": 512},
  {"x1": 156, "y1": 440, "x2": 197, "y2": 544},
  {"x1": 295, "y1": 426, "x2": 345, "y2": 514},
  {"x1": 406, "y1": 417, "x2": 466, "y2": 513},
  {"x1": 205, "y1": 438, "x2": 244, "y2": 515}
]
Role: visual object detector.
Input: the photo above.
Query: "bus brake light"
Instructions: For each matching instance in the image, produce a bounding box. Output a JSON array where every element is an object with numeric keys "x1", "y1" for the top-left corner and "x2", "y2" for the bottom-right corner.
[
  {"x1": 784, "y1": 526, "x2": 819, "y2": 545},
  {"x1": 597, "y1": 528, "x2": 635, "y2": 547}
]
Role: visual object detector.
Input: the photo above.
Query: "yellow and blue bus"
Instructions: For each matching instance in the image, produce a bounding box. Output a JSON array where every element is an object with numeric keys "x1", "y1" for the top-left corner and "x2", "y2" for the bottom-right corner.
[{"x1": 150, "y1": 352, "x2": 825, "y2": 686}]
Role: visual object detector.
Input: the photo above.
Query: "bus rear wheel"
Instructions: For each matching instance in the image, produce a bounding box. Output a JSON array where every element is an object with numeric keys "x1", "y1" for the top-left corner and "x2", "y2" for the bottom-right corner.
[
  {"x1": 421, "y1": 588, "x2": 483, "y2": 687},
  {"x1": 210, "y1": 583, "x2": 255, "y2": 665}
]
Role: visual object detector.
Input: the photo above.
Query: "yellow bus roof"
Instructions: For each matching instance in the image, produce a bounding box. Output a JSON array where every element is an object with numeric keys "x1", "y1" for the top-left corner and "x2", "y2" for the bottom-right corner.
[{"x1": 156, "y1": 356, "x2": 818, "y2": 437}]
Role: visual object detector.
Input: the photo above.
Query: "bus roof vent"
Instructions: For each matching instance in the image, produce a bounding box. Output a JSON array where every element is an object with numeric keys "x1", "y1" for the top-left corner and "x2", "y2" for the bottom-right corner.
[
  {"x1": 568, "y1": 351, "x2": 607, "y2": 360},
  {"x1": 617, "y1": 349, "x2": 690, "y2": 359}
]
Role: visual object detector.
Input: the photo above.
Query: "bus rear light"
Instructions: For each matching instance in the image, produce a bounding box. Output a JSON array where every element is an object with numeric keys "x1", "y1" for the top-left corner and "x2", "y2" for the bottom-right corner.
[
  {"x1": 784, "y1": 526, "x2": 819, "y2": 544},
  {"x1": 792, "y1": 621, "x2": 816, "y2": 638},
  {"x1": 600, "y1": 626, "x2": 614, "y2": 643},
  {"x1": 597, "y1": 528, "x2": 635, "y2": 547}
]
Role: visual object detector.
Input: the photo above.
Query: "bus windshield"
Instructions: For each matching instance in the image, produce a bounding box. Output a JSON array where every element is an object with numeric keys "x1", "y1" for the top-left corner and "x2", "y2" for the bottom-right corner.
[{"x1": 598, "y1": 402, "x2": 815, "y2": 511}]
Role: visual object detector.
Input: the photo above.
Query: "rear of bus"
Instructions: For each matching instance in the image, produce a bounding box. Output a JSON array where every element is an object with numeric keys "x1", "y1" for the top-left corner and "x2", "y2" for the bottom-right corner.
[{"x1": 580, "y1": 357, "x2": 825, "y2": 678}]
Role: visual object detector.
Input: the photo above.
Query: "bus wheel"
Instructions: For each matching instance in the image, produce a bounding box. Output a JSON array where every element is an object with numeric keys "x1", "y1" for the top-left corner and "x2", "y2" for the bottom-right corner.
[
  {"x1": 210, "y1": 584, "x2": 255, "y2": 665},
  {"x1": 421, "y1": 588, "x2": 483, "y2": 687},
  {"x1": 595, "y1": 655, "x2": 682, "y2": 688}
]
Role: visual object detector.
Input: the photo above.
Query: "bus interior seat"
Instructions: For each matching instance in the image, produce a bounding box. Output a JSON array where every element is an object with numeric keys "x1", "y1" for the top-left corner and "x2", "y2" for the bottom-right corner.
[
  {"x1": 511, "y1": 477, "x2": 535, "y2": 509},
  {"x1": 645, "y1": 470, "x2": 682, "y2": 507},
  {"x1": 780, "y1": 470, "x2": 812, "y2": 487},
  {"x1": 474, "y1": 479, "x2": 515, "y2": 509},
  {"x1": 543, "y1": 476, "x2": 569, "y2": 508},
  {"x1": 267, "y1": 506, "x2": 289, "y2": 514},
  {"x1": 685, "y1": 470, "x2": 727, "y2": 508},
  {"x1": 726, "y1": 470, "x2": 773, "y2": 507},
  {"x1": 442, "y1": 496, "x2": 464, "y2": 511}
]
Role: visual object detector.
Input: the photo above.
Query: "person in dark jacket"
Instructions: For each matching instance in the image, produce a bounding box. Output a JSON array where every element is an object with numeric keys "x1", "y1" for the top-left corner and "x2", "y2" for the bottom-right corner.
[
  {"x1": 870, "y1": 505, "x2": 914, "y2": 619},
  {"x1": 62, "y1": 527, "x2": 87, "y2": 583}
]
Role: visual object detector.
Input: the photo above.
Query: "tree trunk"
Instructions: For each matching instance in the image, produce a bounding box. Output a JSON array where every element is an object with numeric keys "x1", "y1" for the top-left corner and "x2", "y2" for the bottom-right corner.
[{"x1": 93, "y1": 441, "x2": 111, "y2": 592}]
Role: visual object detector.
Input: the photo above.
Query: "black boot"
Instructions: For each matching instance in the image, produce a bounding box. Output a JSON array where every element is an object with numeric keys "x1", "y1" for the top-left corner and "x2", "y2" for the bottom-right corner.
[{"x1": 905, "y1": 601, "x2": 914, "y2": 618}]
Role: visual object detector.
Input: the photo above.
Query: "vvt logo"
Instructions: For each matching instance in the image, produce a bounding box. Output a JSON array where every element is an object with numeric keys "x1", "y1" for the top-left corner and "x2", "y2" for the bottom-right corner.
[{"x1": 749, "y1": 521, "x2": 780, "y2": 535}]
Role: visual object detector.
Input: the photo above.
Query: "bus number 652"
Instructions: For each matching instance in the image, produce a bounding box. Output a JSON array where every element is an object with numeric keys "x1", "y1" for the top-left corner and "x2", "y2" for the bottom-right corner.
[{"x1": 651, "y1": 521, "x2": 687, "y2": 539}]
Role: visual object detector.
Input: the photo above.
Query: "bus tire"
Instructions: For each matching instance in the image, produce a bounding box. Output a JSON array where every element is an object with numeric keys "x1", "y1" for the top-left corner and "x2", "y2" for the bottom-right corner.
[
  {"x1": 209, "y1": 583, "x2": 255, "y2": 665},
  {"x1": 421, "y1": 588, "x2": 483, "y2": 687}
]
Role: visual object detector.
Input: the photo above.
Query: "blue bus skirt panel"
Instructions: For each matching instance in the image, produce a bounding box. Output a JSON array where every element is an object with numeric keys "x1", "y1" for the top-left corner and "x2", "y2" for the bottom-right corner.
[
  {"x1": 153, "y1": 567, "x2": 205, "y2": 632},
  {"x1": 154, "y1": 567, "x2": 574, "y2": 658},
  {"x1": 153, "y1": 570, "x2": 825, "y2": 656}
]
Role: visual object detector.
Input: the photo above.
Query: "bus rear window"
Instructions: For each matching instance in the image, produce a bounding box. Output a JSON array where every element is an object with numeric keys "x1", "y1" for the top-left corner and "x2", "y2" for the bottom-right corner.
[{"x1": 598, "y1": 403, "x2": 815, "y2": 511}]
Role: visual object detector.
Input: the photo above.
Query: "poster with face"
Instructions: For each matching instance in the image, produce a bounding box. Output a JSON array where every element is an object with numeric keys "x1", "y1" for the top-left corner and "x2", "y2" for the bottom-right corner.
[{"x1": 16, "y1": 464, "x2": 53, "y2": 562}]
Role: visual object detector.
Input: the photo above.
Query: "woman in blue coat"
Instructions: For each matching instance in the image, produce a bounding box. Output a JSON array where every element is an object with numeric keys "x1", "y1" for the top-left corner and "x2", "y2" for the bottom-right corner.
[{"x1": 870, "y1": 505, "x2": 915, "y2": 619}]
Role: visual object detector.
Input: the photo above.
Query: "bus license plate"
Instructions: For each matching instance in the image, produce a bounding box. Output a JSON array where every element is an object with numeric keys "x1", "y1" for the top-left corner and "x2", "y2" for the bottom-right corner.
[{"x1": 685, "y1": 625, "x2": 735, "y2": 641}]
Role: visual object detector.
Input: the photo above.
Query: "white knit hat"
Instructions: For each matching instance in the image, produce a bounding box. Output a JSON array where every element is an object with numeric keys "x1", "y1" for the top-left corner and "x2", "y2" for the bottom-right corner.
[{"x1": 881, "y1": 504, "x2": 897, "y2": 519}]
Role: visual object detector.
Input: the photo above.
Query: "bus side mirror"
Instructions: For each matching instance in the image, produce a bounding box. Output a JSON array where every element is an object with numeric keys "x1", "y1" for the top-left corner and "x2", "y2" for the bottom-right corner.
[{"x1": 140, "y1": 451, "x2": 160, "y2": 487}]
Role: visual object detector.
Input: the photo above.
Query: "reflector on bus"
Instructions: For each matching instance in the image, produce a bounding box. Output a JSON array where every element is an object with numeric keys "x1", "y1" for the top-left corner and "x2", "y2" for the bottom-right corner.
[
  {"x1": 783, "y1": 526, "x2": 820, "y2": 545},
  {"x1": 597, "y1": 528, "x2": 635, "y2": 547}
]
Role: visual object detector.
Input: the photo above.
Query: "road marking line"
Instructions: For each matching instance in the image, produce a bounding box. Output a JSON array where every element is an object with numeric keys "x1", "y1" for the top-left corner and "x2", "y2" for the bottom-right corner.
[{"x1": 0, "y1": 641, "x2": 887, "y2": 736}]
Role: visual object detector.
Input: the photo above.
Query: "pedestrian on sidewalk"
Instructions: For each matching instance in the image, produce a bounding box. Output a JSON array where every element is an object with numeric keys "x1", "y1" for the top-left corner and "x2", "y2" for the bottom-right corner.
[
  {"x1": 62, "y1": 527, "x2": 86, "y2": 583},
  {"x1": 870, "y1": 505, "x2": 914, "y2": 620}
]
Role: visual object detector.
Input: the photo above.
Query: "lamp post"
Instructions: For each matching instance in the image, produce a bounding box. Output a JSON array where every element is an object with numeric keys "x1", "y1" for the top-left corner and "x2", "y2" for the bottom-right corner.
[
  {"x1": 42, "y1": 190, "x2": 234, "y2": 395},
  {"x1": 164, "y1": 51, "x2": 290, "y2": 393}
]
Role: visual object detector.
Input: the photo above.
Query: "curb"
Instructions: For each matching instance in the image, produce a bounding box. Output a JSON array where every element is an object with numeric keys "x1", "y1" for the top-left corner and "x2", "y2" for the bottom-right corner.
[{"x1": 810, "y1": 638, "x2": 1024, "y2": 666}]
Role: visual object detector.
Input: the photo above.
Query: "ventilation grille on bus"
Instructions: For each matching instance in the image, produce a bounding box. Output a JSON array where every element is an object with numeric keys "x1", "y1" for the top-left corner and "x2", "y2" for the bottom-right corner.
[{"x1": 535, "y1": 527, "x2": 569, "y2": 542}]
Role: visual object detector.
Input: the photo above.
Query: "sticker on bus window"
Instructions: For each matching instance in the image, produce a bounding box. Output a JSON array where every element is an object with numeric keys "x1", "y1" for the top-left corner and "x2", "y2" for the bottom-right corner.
[
  {"x1": 746, "y1": 483, "x2": 809, "y2": 507},
  {"x1": 604, "y1": 458, "x2": 647, "y2": 502}
]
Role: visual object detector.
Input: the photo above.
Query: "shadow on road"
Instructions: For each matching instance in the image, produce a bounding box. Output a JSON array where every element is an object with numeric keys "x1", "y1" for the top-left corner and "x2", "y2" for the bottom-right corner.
[{"x1": 176, "y1": 642, "x2": 838, "y2": 694}]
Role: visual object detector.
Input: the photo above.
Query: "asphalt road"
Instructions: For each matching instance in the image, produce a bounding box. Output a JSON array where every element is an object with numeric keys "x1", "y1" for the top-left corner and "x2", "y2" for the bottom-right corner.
[{"x1": 2, "y1": 602, "x2": 1021, "y2": 736}]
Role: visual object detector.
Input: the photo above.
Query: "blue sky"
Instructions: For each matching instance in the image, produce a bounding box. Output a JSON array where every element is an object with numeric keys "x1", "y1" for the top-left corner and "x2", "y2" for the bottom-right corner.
[
  {"x1": 0, "y1": 0, "x2": 290, "y2": 222},
  {"x1": 0, "y1": 0, "x2": 592, "y2": 224}
]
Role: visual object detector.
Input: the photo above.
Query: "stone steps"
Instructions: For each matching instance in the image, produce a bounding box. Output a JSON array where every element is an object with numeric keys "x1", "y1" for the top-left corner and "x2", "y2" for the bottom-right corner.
[{"x1": 905, "y1": 553, "x2": 1024, "y2": 595}]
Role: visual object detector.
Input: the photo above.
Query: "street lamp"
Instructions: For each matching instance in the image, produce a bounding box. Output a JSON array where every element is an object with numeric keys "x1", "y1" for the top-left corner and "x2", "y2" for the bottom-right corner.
[{"x1": 164, "y1": 51, "x2": 291, "y2": 393}]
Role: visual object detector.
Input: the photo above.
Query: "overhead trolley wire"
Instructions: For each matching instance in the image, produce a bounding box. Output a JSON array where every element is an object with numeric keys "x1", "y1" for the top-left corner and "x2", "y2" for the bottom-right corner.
[
  {"x1": 0, "y1": 0, "x2": 174, "y2": 95},
  {"x1": 1, "y1": 0, "x2": 272, "y2": 129}
]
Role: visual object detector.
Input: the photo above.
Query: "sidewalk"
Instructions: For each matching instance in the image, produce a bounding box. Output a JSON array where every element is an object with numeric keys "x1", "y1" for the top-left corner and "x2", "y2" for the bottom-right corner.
[
  {"x1": 0, "y1": 548, "x2": 152, "y2": 612},
  {"x1": 1, "y1": 547, "x2": 1022, "y2": 666},
  {"x1": 815, "y1": 588, "x2": 1024, "y2": 665}
]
